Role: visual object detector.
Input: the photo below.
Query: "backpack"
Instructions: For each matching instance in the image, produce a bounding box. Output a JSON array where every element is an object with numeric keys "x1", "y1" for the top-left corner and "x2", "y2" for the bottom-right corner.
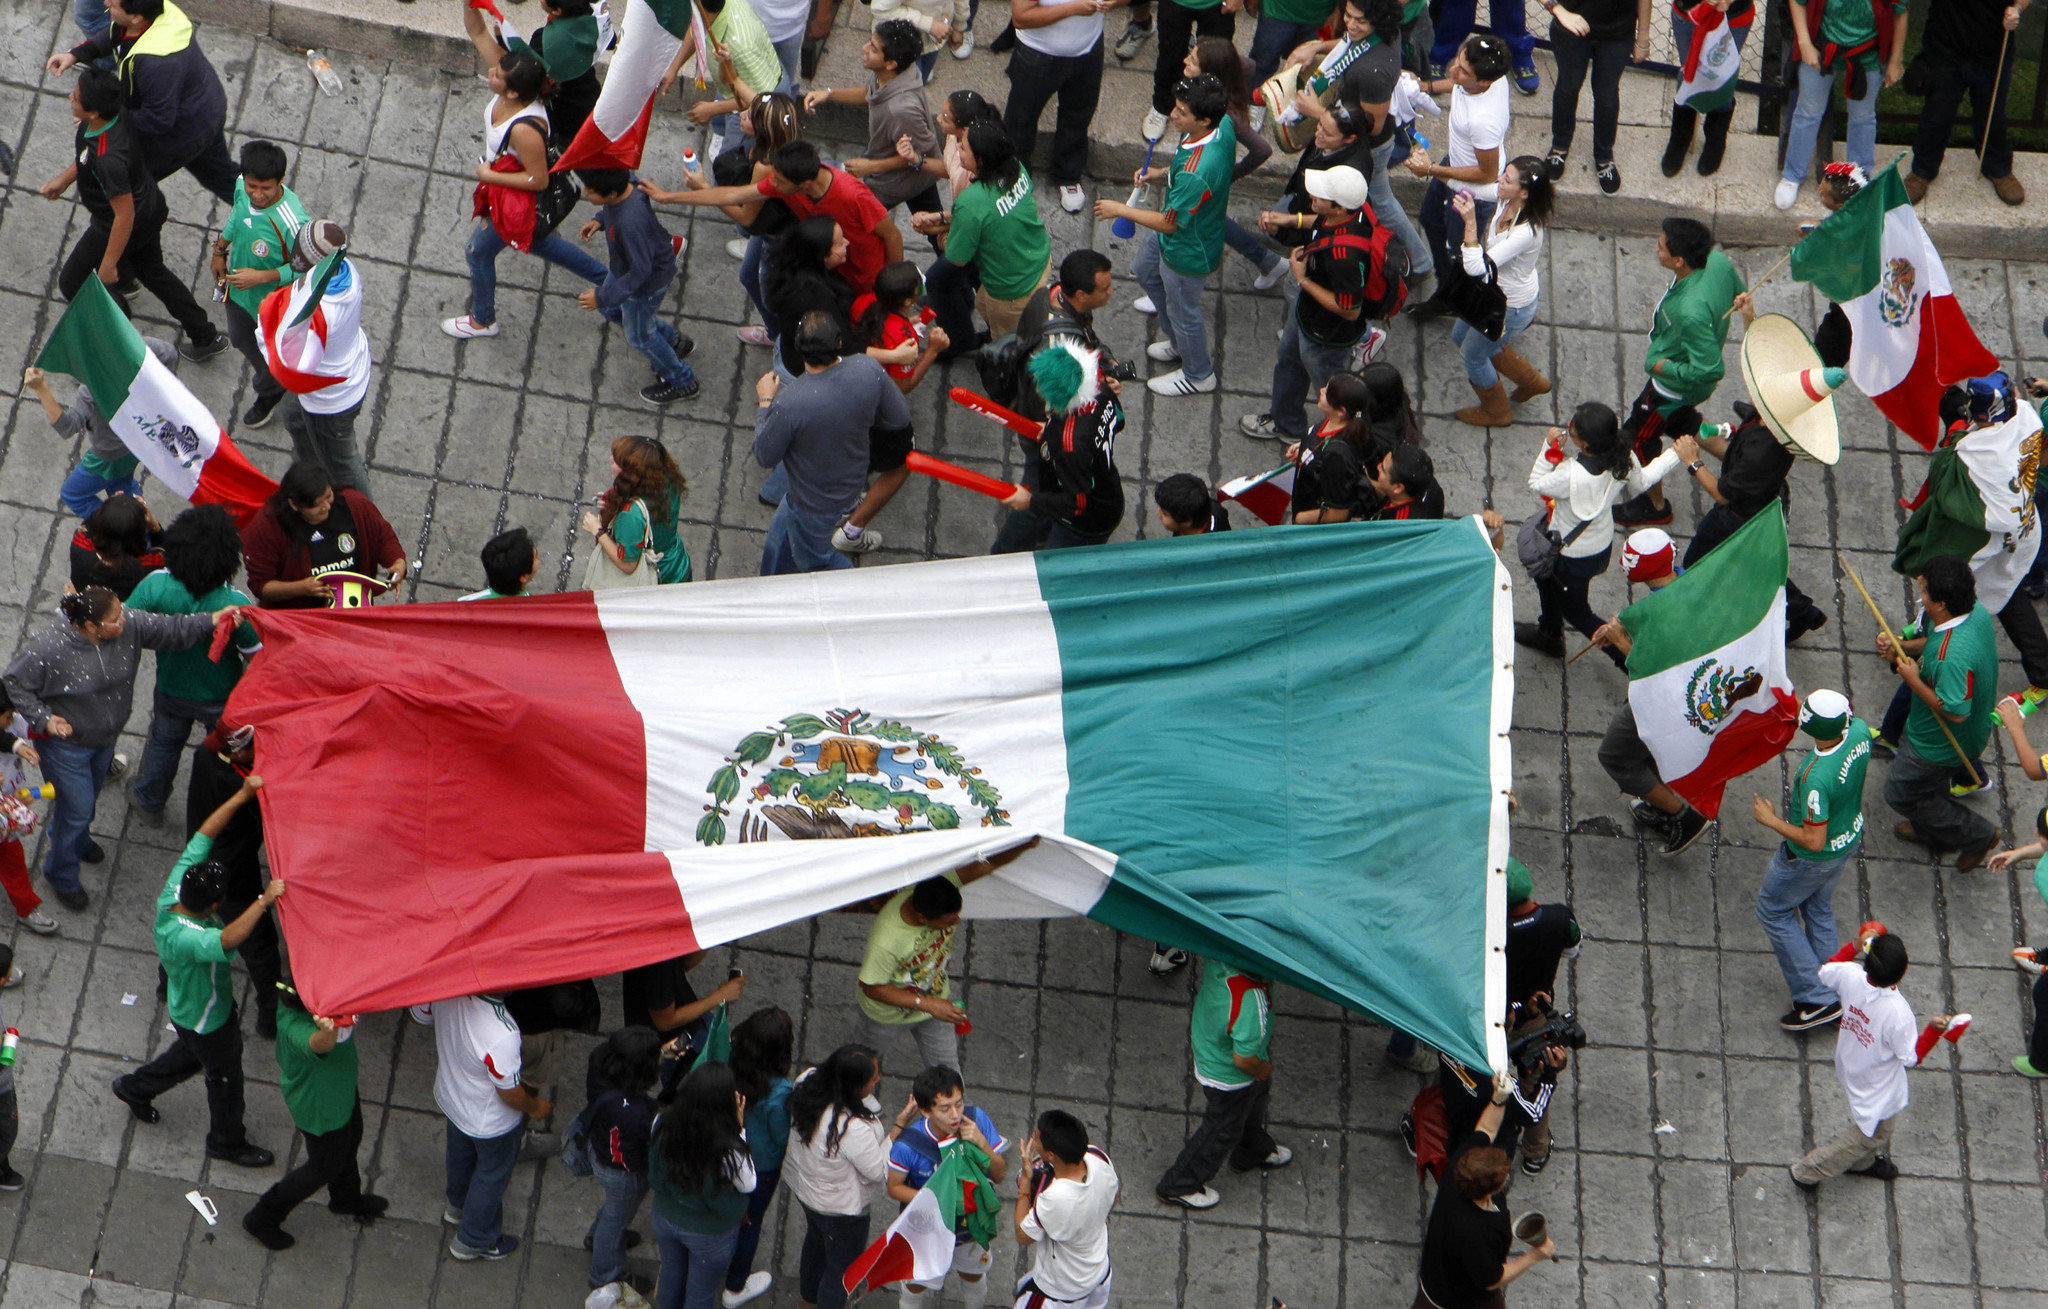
[{"x1": 1313, "y1": 204, "x2": 1408, "y2": 321}]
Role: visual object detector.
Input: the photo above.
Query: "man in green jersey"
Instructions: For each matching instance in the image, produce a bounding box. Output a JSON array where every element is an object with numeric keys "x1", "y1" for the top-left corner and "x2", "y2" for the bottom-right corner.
[
  {"x1": 1881, "y1": 556, "x2": 2002, "y2": 869},
  {"x1": 208, "y1": 140, "x2": 306, "y2": 430},
  {"x1": 1095, "y1": 74, "x2": 1234, "y2": 398},
  {"x1": 1752, "y1": 689, "x2": 1874, "y2": 1032},
  {"x1": 1155, "y1": 960, "x2": 1291, "y2": 1210},
  {"x1": 112, "y1": 775, "x2": 281, "y2": 1166}
]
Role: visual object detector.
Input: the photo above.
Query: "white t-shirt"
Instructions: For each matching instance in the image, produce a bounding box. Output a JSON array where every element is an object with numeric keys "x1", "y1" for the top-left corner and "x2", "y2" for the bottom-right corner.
[
  {"x1": 1820, "y1": 961, "x2": 1921, "y2": 1135},
  {"x1": 1020, "y1": 1147, "x2": 1119, "y2": 1301},
  {"x1": 1017, "y1": 6, "x2": 1103, "y2": 59},
  {"x1": 748, "y1": 0, "x2": 810, "y2": 45},
  {"x1": 414, "y1": 995, "x2": 525, "y2": 1140},
  {"x1": 1445, "y1": 78, "x2": 1510, "y2": 202}
]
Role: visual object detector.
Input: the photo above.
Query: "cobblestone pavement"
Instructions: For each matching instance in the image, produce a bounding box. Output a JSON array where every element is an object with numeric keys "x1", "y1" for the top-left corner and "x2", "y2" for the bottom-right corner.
[{"x1": 3, "y1": 2, "x2": 2048, "y2": 1305}]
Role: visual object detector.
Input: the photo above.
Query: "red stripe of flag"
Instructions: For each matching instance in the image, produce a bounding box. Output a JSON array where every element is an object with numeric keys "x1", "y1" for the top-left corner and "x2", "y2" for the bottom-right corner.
[
  {"x1": 1666, "y1": 688, "x2": 1799, "y2": 819},
  {"x1": 1876, "y1": 294, "x2": 1999, "y2": 451}
]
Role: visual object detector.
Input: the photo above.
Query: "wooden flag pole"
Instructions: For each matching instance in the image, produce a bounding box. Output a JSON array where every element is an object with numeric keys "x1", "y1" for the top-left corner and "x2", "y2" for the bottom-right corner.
[
  {"x1": 1721, "y1": 250, "x2": 1796, "y2": 321},
  {"x1": 1980, "y1": 29, "x2": 2014, "y2": 163},
  {"x1": 1839, "y1": 556, "x2": 1983, "y2": 790}
]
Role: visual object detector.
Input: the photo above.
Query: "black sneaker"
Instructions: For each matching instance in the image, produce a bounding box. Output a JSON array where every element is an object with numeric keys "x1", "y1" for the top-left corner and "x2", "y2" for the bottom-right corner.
[
  {"x1": 1845, "y1": 1155, "x2": 1899, "y2": 1181},
  {"x1": 1520, "y1": 1151, "x2": 1550, "y2": 1176},
  {"x1": 55, "y1": 888, "x2": 89, "y2": 912},
  {"x1": 1399, "y1": 1112, "x2": 1418, "y2": 1159},
  {"x1": 1542, "y1": 147, "x2": 1567, "y2": 181},
  {"x1": 1787, "y1": 610, "x2": 1828, "y2": 644},
  {"x1": 1780, "y1": 1000, "x2": 1843, "y2": 1031},
  {"x1": 242, "y1": 1212, "x2": 295, "y2": 1251},
  {"x1": 0, "y1": 1166, "x2": 23, "y2": 1191},
  {"x1": 207, "y1": 1142, "x2": 276, "y2": 1168},
  {"x1": 179, "y1": 333, "x2": 230, "y2": 363},
  {"x1": 1612, "y1": 494, "x2": 1673, "y2": 527},
  {"x1": 640, "y1": 379, "x2": 700, "y2": 407},
  {"x1": 331, "y1": 1193, "x2": 390, "y2": 1220},
  {"x1": 241, "y1": 396, "x2": 280, "y2": 429},
  {"x1": 1629, "y1": 799, "x2": 1666, "y2": 829},
  {"x1": 667, "y1": 332, "x2": 696, "y2": 361},
  {"x1": 1596, "y1": 161, "x2": 1621, "y2": 195},
  {"x1": 112, "y1": 1076, "x2": 160, "y2": 1124},
  {"x1": 1513, "y1": 622, "x2": 1566, "y2": 659},
  {"x1": 1660, "y1": 806, "x2": 1710, "y2": 855},
  {"x1": 78, "y1": 840, "x2": 104, "y2": 864}
]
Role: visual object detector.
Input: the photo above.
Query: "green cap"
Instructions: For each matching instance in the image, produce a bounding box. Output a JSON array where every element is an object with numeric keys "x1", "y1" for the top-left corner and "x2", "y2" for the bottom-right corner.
[{"x1": 1506, "y1": 857, "x2": 1533, "y2": 905}]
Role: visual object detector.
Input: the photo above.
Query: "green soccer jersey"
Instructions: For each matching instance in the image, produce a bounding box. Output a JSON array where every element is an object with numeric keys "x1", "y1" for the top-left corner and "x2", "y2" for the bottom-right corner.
[
  {"x1": 1789, "y1": 717, "x2": 1875, "y2": 861},
  {"x1": 1158, "y1": 116, "x2": 1237, "y2": 278},
  {"x1": 221, "y1": 179, "x2": 308, "y2": 319},
  {"x1": 276, "y1": 1005, "x2": 360, "y2": 1136},
  {"x1": 1189, "y1": 963, "x2": 1271, "y2": 1090},
  {"x1": 1904, "y1": 606, "x2": 2000, "y2": 765},
  {"x1": 155, "y1": 834, "x2": 236, "y2": 1035}
]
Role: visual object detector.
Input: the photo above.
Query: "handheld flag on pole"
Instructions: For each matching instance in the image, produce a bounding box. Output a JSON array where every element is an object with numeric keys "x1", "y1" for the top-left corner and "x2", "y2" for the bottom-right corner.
[{"x1": 1217, "y1": 463, "x2": 1297, "y2": 526}]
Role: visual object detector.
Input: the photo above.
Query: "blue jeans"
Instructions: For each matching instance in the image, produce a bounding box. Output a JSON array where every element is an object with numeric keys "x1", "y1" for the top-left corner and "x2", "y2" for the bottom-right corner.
[
  {"x1": 133, "y1": 688, "x2": 225, "y2": 814},
  {"x1": 1432, "y1": 0, "x2": 1533, "y2": 65},
  {"x1": 1224, "y1": 219, "x2": 1283, "y2": 275},
  {"x1": 60, "y1": 460, "x2": 140, "y2": 520},
  {"x1": 39, "y1": 739, "x2": 112, "y2": 897},
  {"x1": 1370, "y1": 136, "x2": 1432, "y2": 279},
  {"x1": 1419, "y1": 178, "x2": 1492, "y2": 301},
  {"x1": 725, "y1": 1166, "x2": 780, "y2": 1291},
  {"x1": 1783, "y1": 59, "x2": 1880, "y2": 184},
  {"x1": 1269, "y1": 306, "x2": 1358, "y2": 438},
  {"x1": 464, "y1": 220, "x2": 608, "y2": 327},
  {"x1": 588, "y1": 1162, "x2": 651, "y2": 1287},
  {"x1": 604, "y1": 292, "x2": 697, "y2": 389},
  {"x1": 762, "y1": 495, "x2": 856, "y2": 575},
  {"x1": 653, "y1": 1210, "x2": 741, "y2": 1309},
  {"x1": 445, "y1": 1118, "x2": 524, "y2": 1253},
  {"x1": 797, "y1": 1204, "x2": 871, "y2": 1309},
  {"x1": 1131, "y1": 232, "x2": 1213, "y2": 384},
  {"x1": 1756, "y1": 842, "x2": 1853, "y2": 1007},
  {"x1": 73, "y1": 0, "x2": 109, "y2": 40},
  {"x1": 1453, "y1": 299, "x2": 1537, "y2": 387},
  {"x1": 741, "y1": 235, "x2": 774, "y2": 334},
  {"x1": 1249, "y1": 16, "x2": 1323, "y2": 83},
  {"x1": 772, "y1": 32, "x2": 804, "y2": 90}
]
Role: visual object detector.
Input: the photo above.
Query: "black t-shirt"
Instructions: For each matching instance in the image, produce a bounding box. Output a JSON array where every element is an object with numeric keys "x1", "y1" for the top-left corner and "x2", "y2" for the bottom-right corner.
[
  {"x1": 622, "y1": 954, "x2": 700, "y2": 1040},
  {"x1": 1921, "y1": 0, "x2": 2006, "y2": 64},
  {"x1": 304, "y1": 495, "x2": 367, "y2": 579},
  {"x1": 1291, "y1": 431, "x2": 1366, "y2": 518},
  {"x1": 74, "y1": 115, "x2": 166, "y2": 231},
  {"x1": 1505, "y1": 902, "x2": 1580, "y2": 1007},
  {"x1": 1570, "y1": 0, "x2": 1641, "y2": 41},
  {"x1": 1296, "y1": 213, "x2": 1376, "y2": 348},
  {"x1": 1717, "y1": 421, "x2": 1794, "y2": 521},
  {"x1": 1336, "y1": 38, "x2": 1403, "y2": 148},
  {"x1": 1418, "y1": 1130, "x2": 1513, "y2": 1308}
]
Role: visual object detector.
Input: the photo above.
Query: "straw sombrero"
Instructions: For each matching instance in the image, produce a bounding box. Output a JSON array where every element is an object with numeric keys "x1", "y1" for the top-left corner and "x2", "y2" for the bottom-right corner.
[{"x1": 1739, "y1": 312, "x2": 1844, "y2": 466}]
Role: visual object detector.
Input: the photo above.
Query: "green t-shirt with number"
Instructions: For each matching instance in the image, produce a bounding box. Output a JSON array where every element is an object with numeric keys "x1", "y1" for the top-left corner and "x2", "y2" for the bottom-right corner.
[
  {"x1": 1789, "y1": 717, "x2": 1874, "y2": 862},
  {"x1": 1903, "y1": 606, "x2": 2000, "y2": 765},
  {"x1": 221, "y1": 178, "x2": 308, "y2": 319},
  {"x1": 1159, "y1": 115, "x2": 1237, "y2": 278},
  {"x1": 155, "y1": 833, "x2": 237, "y2": 1035}
]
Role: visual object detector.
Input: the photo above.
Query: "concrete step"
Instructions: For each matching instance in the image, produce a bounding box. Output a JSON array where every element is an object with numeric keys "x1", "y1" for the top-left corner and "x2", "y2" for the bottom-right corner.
[{"x1": 185, "y1": 0, "x2": 2048, "y2": 257}]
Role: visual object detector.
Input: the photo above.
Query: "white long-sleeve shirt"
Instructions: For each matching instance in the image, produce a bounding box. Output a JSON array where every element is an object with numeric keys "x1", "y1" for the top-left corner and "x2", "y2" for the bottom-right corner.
[
  {"x1": 1527, "y1": 446, "x2": 1681, "y2": 559},
  {"x1": 1463, "y1": 209, "x2": 1543, "y2": 310},
  {"x1": 785, "y1": 1084, "x2": 892, "y2": 1216}
]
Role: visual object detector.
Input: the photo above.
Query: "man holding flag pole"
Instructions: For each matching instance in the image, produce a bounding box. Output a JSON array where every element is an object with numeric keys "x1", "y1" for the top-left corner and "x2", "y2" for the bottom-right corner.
[{"x1": 260, "y1": 220, "x2": 375, "y2": 496}]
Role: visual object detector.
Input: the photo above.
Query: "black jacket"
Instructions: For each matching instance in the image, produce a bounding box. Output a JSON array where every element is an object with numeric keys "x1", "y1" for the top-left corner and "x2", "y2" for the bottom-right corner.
[
  {"x1": 73, "y1": 14, "x2": 227, "y2": 169},
  {"x1": 1031, "y1": 398, "x2": 1125, "y2": 539}
]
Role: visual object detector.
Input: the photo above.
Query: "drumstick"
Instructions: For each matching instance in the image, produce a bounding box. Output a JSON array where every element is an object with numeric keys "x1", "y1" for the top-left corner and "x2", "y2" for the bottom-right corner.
[{"x1": 1839, "y1": 555, "x2": 1982, "y2": 790}]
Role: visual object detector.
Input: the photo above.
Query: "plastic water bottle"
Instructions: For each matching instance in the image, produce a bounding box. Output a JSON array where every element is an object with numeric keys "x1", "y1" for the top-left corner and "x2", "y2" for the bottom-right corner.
[
  {"x1": 306, "y1": 50, "x2": 342, "y2": 97},
  {"x1": 0, "y1": 1030, "x2": 17, "y2": 1068}
]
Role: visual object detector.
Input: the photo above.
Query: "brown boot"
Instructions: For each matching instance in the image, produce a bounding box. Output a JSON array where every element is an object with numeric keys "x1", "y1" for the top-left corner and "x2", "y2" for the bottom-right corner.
[
  {"x1": 1903, "y1": 172, "x2": 1929, "y2": 205},
  {"x1": 1456, "y1": 380, "x2": 1513, "y2": 428},
  {"x1": 1993, "y1": 173, "x2": 2026, "y2": 206},
  {"x1": 1494, "y1": 347, "x2": 1552, "y2": 405}
]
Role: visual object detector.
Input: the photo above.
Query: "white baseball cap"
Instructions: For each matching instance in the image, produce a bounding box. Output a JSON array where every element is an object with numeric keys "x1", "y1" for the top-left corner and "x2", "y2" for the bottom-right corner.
[{"x1": 1303, "y1": 166, "x2": 1371, "y2": 212}]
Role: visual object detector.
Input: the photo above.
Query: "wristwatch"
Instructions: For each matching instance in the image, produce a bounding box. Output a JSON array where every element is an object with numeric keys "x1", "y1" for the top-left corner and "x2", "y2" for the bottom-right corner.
[{"x1": 1688, "y1": 461, "x2": 1705, "y2": 475}]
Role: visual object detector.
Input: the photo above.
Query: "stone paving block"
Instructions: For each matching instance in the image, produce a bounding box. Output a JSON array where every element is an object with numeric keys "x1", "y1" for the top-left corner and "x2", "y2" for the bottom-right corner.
[
  {"x1": 14, "y1": 1152, "x2": 115, "y2": 1274},
  {"x1": 1735, "y1": 1271, "x2": 1817, "y2": 1308},
  {"x1": 1973, "y1": 1181, "x2": 2048, "y2": 1288},
  {"x1": 44, "y1": 1049, "x2": 137, "y2": 1168},
  {"x1": 0, "y1": 1263, "x2": 94, "y2": 1309},
  {"x1": 1730, "y1": 1161, "x2": 1811, "y2": 1274},
  {"x1": 95, "y1": 1167, "x2": 196, "y2": 1292},
  {"x1": 1820, "y1": 1277, "x2": 1903, "y2": 1308},
  {"x1": 1812, "y1": 1175, "x2": 1893, "y2": 1279}
]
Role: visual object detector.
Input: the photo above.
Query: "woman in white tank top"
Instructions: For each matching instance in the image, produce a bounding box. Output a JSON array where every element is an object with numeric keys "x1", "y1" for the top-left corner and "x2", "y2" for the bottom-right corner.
[{"x1": 442, "y1": 43, "x2": 610, "y2": 340}]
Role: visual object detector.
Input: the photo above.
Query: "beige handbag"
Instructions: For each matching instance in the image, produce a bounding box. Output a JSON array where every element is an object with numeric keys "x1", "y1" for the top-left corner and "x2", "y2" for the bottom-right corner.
[{"x1": 581, "y1": 499, "x2": 661, "y2": 591}]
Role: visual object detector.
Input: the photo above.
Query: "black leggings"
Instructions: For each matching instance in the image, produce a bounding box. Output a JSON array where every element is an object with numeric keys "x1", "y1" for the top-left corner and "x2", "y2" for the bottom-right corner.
[
  {"x1": 1547, "y1": 26, "x2": 1630, "y2": 163},
  {"x1": 1152, "y1": 0, "x2": 1237, "y2": 113}
]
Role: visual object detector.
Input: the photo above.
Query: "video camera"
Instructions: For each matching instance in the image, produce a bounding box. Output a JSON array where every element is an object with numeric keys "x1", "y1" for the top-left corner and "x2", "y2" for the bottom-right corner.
[{"x1": 1507, "y1": 998, "x2": 1588, "y2": 1080}]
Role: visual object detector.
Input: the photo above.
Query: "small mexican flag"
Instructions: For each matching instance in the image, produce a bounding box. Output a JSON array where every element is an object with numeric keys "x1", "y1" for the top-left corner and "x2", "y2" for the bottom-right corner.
[
  {"x1": 555, "y1": 0, "x2": 696, "y2": 172},
  {"x1": 1894, "y1": 401, "x2": 2044, "y2": 613},
  {"x1": 36, "y1": 277, "x2": 277, "y2": 527},
  {"x1": 1788, "y1": 165, "x2": 1999, "y2": 450},
  {"x1": 1673, "y1": 1, "x2": 1748, "y2": 112},
  {"x1": 1619, "y1": 507, "x2": 1798, "y2": 819},
  {"x1": 844, "y1": 1140, "x2": 999, "y2": 1296},
  {"x1": 1217, "y1": 463, "x2": 1295, "y2": 526},
  {"x1": 685, "y1": 1001, "x2": 730, "y2": 1071}
]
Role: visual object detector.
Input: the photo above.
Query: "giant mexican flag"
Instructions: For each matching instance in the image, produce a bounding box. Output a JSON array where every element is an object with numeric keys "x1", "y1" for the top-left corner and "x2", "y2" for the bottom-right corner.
[
  {"x1": 554, "y1": 0, "x2": 694, "y2": 172},
  {"x1": 1787, "y1": 165, "x2": 1998, "y2": 450},
  {"x1": 1619, "y1": 507, "x2": 1798, "y2": 819},
  {"x1": 36, "y1": 277, "x2": 277, "y2": 526},
  {"x1": 1894, "y1": 400, "x2": 2045, "y2": 612},
  {"x1": 228, "y1": 521, "x2": 1513, "y2": 1073}
]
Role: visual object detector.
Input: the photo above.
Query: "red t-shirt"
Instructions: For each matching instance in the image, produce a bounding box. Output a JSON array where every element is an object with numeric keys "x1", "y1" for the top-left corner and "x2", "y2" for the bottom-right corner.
[
  {"x1": 760, "y1": 168, "x2": 890, "y2": 294},
  {"x1": 852, "y1": 295, "x2": 936, "y2": 380}
]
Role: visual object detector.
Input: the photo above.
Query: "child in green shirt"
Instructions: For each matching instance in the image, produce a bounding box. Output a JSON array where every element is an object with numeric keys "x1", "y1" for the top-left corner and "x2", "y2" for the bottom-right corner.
[{"x1": 208, "y1": 140, "x2": 308, "y2": 431}]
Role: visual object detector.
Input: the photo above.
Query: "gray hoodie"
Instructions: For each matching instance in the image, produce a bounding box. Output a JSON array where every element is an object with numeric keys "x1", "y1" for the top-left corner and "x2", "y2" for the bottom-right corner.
[{"x1": 4, "y1": 610, "x2": 216, "y2": 749}]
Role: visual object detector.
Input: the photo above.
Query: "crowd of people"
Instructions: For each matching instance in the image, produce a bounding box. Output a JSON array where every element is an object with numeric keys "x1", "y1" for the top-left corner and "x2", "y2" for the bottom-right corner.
[{"x1": 11, "y1": 0, "x2": 2048, "y2": 1304}]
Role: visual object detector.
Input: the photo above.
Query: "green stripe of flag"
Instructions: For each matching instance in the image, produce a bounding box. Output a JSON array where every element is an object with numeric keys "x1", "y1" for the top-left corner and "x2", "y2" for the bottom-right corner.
[
  {"x1": 1620, "y1": 505, "x2": 1789, "y2": 677},
  {"x1": 35, "y1": 276, "x2": 146, "y2": 417},
  {"x1": 1034, "y1": 520, "x2": 1500, "y2": 1073},
  {"x1": 646, "y1": 0, "x2": 697, "y2": 41},
  {"x1": 1788, "y1": 164, "x2": 1906, "y2": 307}
]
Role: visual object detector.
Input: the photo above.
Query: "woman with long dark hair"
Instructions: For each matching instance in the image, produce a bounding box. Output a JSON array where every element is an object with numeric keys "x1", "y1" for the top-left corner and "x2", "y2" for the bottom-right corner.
[
  {"x1": 924, "y1": 119, "x2": 1052, "y2": 358},
  {"x1": 69, "y1": 495, "x2": 162, "y2": 599},
  {"x1": 763, "y1": 216, "x2": 855, "y2": 380},
  {"x1": 583, "y1": 1028, "x2": 665, "y2": 1297},
  {"x1": 241, "y1": 461, "x2": 407, "y2": 609},
  {"x1": 1451, "y1": 156, "x2": 1555, "y2": 427},
  {"x1": 1286, "y1": 373, "x2": 1374, "y2": 525},
  {"x1": 1517, "y1": 400, "x2": 1679, "y2": 663},
  {"x1": 722, "y1": 1007, "x2": 795, "y2": 1306},
  {"x1": 1360, "y1": 361, "x2": 1423, "y2": 453},
  {"x1": 718, "y1": 92, "x2": 807, "y2": 347},
  {"x1": 785, "y1": 1046, "x2": 915, "y2": 1309},
  {"x1": 581, "y1": 435, "x2": 693, "y2": 585},
  {"x1": 443, "y1": 47, "x2": 608, "y2": 340},
  {"x1": 649, "y1": 1062, "x2": 757, "y2": 1309}
]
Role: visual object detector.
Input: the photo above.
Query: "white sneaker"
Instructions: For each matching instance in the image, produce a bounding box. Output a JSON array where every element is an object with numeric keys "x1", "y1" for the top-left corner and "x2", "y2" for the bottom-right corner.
[
  {"x1": 0, "y1": 966, "x2": 21, "y2": 990},
  {"x1": 1145, "y1": 339, "x2": 1181, "y2": 362},
  {"x1": 1255, "y1": 1145, "x2": 1294, "y2": 1169},
  {"x1": 23, "y1": 912, "x2": 57, "y2": 936},
  {"x1": 725, "y1": 237, "x2": 750, "y2": 259},
  {"x1": 441, "y1": 315, "x2": 500, "y2": 339},
  {"x1": 1147, "y1": 946, "x2": 1189, "y2": 974},
  {"x1": 1350, "y1": 323, "x2": 1388, "y2": 369},
  {"x1": 1253, "y1": 262, "x2": 1286, "y2": 291},
  {"x1": 1059, "y1": 184, "x2": 1085, "y2": 213},
  {"x1": 831, "y1": 521, "x2": 884, "y2": 554},
  {"x1": 1147, "y1": 368, "x2": 1216, "y2": 397},
  {"x1": 1133, "y1": 295, "x2": 1157, "y2": 314},
  {"x1": 1249, "y1": 104, "x2": 1267, "y2": 134},
  {"x1": 442, "y1": 1205, "x2": 464, "y2": 1225},
  {"x1": 1142, "y1": 108, "x2": 1169, "y2": 141},
  {"x1": 722, "y1": 1272, "x2": 774, "y2": 1308},
  {"x1": 1773, "y1": 179, "x2": 1800, "y2": 210},
  {"x1": 1159, "y1": 1186, "x2": 1221, "y2": 1209},
  {"x1": 953, "y1": 29, "x2": 974, "y2": 58},
  {"x1": 106, "y1": 753, "x2": 129, "y2": 781}
]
